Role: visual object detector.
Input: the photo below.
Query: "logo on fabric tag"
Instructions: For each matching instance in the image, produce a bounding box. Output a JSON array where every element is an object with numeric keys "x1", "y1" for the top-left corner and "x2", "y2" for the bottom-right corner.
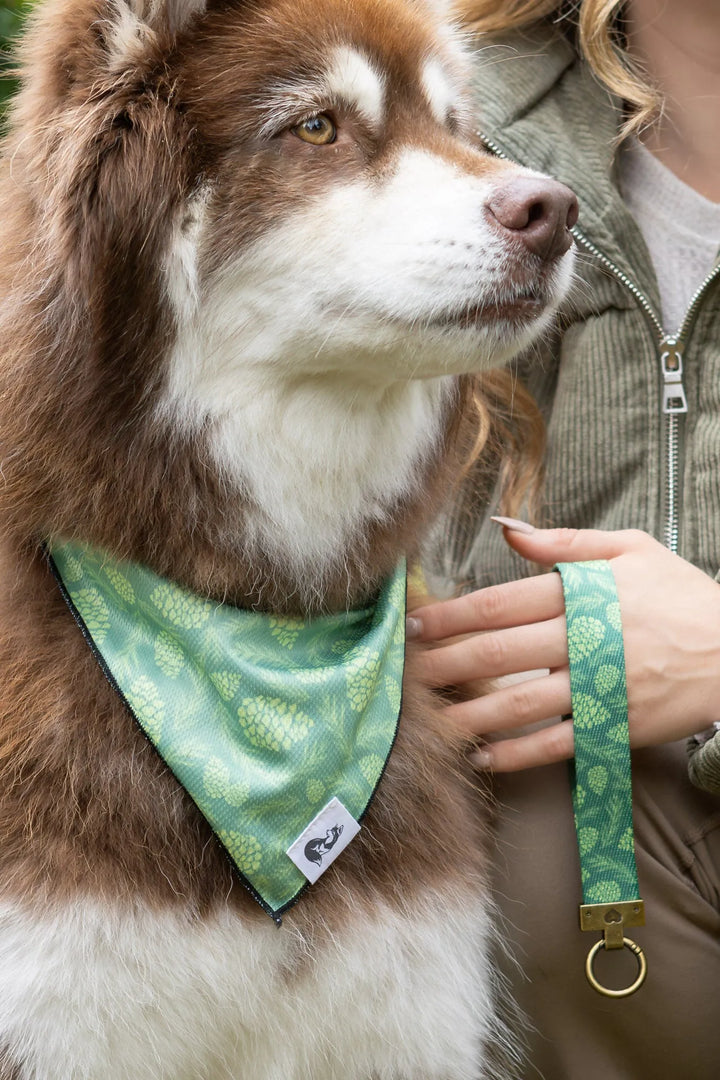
[{"x1": 286, "y1": 797, "x2": 361, "y2": 884}]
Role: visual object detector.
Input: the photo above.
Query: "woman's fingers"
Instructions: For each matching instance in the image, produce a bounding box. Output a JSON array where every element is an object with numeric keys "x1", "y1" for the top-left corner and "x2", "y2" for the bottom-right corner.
[
  {"x1": 496, "y1": 521, "x2": 653, "y2": 566},
  {"x1": 415, "y1": 527, "x2": 720, "y2": 771},
  {"x1": 408, "y1": 572, "x2": 565, "y2": 641},
  {"x1": 411, "y1": 526, "x2": 650, "y2": 645},
  {"x1": 470, "y1": 720, "x2": 575, "y2": 772},
  {"x1": 418, "y1": 615, "x2": 568, "y2": 686},
  {"x1": 445, "y1": 668, "x2": 571, "y2": 736}
]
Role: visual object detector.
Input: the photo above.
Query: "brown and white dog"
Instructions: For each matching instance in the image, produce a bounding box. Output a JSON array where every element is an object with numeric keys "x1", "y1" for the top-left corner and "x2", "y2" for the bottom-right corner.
[{"x1": 0, "y1": 0, "x2": 576, "y2": 1076}]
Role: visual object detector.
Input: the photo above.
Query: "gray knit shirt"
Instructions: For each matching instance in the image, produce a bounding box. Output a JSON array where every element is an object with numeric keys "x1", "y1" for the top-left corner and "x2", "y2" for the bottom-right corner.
[{"x1": 618, "y1": 138, "x2": 720, "y2": 334}]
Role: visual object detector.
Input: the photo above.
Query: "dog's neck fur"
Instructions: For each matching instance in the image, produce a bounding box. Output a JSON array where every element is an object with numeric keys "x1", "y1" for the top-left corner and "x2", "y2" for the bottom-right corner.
[
  {"x1": 0, "y1": 262, "x2": 471, "y2": 614},
  {"x1": 0, "y1": 173, "x2": 472, "y2": 614},
  {"x1": 158, "y1": 323, "x2": 460, "y2": 607}
]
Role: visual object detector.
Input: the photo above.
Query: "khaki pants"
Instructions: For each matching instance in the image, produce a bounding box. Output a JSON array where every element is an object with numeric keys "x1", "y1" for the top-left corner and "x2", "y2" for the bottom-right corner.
[{"x1": 492, "y1": 740, "x2": 720, "y2": 1079}]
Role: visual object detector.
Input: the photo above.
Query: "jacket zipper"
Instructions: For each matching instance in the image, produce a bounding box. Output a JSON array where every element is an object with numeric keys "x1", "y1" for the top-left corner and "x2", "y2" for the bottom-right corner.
[
  {"x1": 479, "y1": 131, "x2": 720, "y2": 554},
  {"x1": 567, "y1": 233, "x2": 720, "y2": 554}
]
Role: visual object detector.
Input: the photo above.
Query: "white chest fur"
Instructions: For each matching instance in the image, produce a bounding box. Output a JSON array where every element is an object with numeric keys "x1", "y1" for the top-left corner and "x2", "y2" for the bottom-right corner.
[
  {"x1": 160, "y1": 335, "x2": 455, "y2": 585},
  {"x1": 0, "y1": 894, "x2": 495, "y2": 1079}
]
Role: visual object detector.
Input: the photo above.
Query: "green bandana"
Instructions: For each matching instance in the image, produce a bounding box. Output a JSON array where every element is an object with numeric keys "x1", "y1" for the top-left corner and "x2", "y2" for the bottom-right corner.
[{"x1": 48, "y1": 539, "x2": 406, "y2": 921}]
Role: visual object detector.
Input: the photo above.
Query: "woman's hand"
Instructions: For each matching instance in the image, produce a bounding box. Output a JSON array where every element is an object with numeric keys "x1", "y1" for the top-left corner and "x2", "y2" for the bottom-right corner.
[{"x1": 411, "y1": 522, "x2": 720, "y2": 771}]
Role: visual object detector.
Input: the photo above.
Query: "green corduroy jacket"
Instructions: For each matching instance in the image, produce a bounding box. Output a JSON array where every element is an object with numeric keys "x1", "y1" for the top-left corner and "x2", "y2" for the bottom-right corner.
[{"x1": 434, "y1": 21, "x2": 720, "y2": 793}]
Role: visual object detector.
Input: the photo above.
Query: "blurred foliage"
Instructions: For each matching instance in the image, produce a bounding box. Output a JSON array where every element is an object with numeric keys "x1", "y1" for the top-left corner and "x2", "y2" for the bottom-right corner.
[{"x1": 0, "y1": 0, "x2": 30, "y2": 117}]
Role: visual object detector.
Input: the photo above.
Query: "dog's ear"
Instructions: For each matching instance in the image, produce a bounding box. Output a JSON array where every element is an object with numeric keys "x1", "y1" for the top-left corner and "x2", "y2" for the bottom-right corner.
[
  {"x1": 121, "y1": 0, "x2": 207, "y2": 35},
  {"x1": 93, "y1": 0, "x2": 208, "y2": 78}
]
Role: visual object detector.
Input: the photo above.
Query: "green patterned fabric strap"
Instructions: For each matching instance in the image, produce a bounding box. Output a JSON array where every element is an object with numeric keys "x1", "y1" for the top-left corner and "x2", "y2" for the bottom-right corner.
[
  {"x1": 556, "y1": 559, "x2": 639, "y2": 904},
  {"x1": 556, "y1": 560, "x2": 647, "y2": 997},
  {"x1": 48, "y1": 539, "x2": 407, "y2": 922}
]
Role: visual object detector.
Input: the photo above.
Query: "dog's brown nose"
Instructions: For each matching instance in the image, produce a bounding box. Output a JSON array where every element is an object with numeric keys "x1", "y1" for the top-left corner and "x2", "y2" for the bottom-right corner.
[{"x1": 487, "y1": 177, "x2": 578, "y2": 261}]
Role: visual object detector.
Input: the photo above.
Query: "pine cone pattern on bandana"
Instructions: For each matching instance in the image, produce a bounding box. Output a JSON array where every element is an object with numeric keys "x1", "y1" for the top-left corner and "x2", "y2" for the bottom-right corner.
[
  {"x1": 154, "y1": 629, "x2": 185, "y2": 678},
  {"x1": 73, "y1": 587, "x2": 111, "y2": 644},
  {"x1": 149, "y1": 583, "x2": 212, "y2": 629},
  {"x1": 236, "y1": 697, "x2": 314, "y2": 753},
  {"x1": 49, "y1": 539, "x2": 406, "y2": 916},
  {"x1": 104, "y1": 565, "x2": 136, "y2": 605}
]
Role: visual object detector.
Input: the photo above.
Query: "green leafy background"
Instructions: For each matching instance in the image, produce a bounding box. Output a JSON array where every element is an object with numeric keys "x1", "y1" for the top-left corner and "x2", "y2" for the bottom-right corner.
[{"x1": 0, "y1": 0, "x2": 28, "y2": 117}]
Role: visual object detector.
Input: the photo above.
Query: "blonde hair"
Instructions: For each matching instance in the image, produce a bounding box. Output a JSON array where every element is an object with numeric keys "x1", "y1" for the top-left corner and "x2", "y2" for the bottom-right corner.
[
  {"x1": 455, "y1": 0, "x2": 660, "y2": 141},
  {"x1": 465, "y1": 370, "x2": 546, "y2": 521}
]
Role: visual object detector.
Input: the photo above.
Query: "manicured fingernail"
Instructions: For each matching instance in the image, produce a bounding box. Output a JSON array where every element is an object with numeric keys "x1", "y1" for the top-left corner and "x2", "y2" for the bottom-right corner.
[
  {"x1": 490, "y1": 516, "x2": 535, "y2": 535},
  {"x1": 406, "y1": 616, "x2": 423, "y2": 640},
  {"x1": 469, "y1": 748, "x2": 493, "y2": 770}
]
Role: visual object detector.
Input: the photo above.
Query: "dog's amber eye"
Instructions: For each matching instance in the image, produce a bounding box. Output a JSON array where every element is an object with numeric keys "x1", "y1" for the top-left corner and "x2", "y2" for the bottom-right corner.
[{"x1": 292, "y1": 114, "x2": 336, "y2": 145}]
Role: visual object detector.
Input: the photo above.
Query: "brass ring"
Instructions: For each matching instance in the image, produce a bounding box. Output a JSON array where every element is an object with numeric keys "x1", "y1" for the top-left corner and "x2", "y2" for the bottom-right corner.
[{"x1": 585, "y1": 937, "x2": 647, "y2": 998}]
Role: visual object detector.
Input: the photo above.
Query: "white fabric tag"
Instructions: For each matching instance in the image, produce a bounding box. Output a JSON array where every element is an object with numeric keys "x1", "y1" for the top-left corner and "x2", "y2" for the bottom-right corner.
[{"x1": 286, "y1": 797, "x2": 361, "y2": 884}]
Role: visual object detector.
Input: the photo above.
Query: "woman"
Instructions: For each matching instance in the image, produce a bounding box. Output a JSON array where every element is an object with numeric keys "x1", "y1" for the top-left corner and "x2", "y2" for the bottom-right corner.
[{"x1": 413, "y1": 1, "x2": 720, "y2": 1076}]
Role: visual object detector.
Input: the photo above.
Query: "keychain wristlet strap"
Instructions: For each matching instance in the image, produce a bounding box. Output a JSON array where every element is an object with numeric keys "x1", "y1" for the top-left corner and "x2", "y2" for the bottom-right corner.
[{"x1": 555, "y1": 560, "x2": 647, "y2": 997}]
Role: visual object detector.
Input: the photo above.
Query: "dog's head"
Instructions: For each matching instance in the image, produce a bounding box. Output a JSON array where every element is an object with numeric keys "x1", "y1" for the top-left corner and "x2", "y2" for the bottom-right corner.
[
  {"x1": 8, "y1": 0, "x2": 575, "y2": 382},
  {"x1": 0, "y1": 0, "x2": 575, "y2": 606}
]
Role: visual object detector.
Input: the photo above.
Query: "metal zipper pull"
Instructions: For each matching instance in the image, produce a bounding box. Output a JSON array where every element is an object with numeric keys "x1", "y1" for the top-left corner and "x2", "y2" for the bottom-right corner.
[{"x1": 661, "y1": 342, "x2": 688, "y2": 415}]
